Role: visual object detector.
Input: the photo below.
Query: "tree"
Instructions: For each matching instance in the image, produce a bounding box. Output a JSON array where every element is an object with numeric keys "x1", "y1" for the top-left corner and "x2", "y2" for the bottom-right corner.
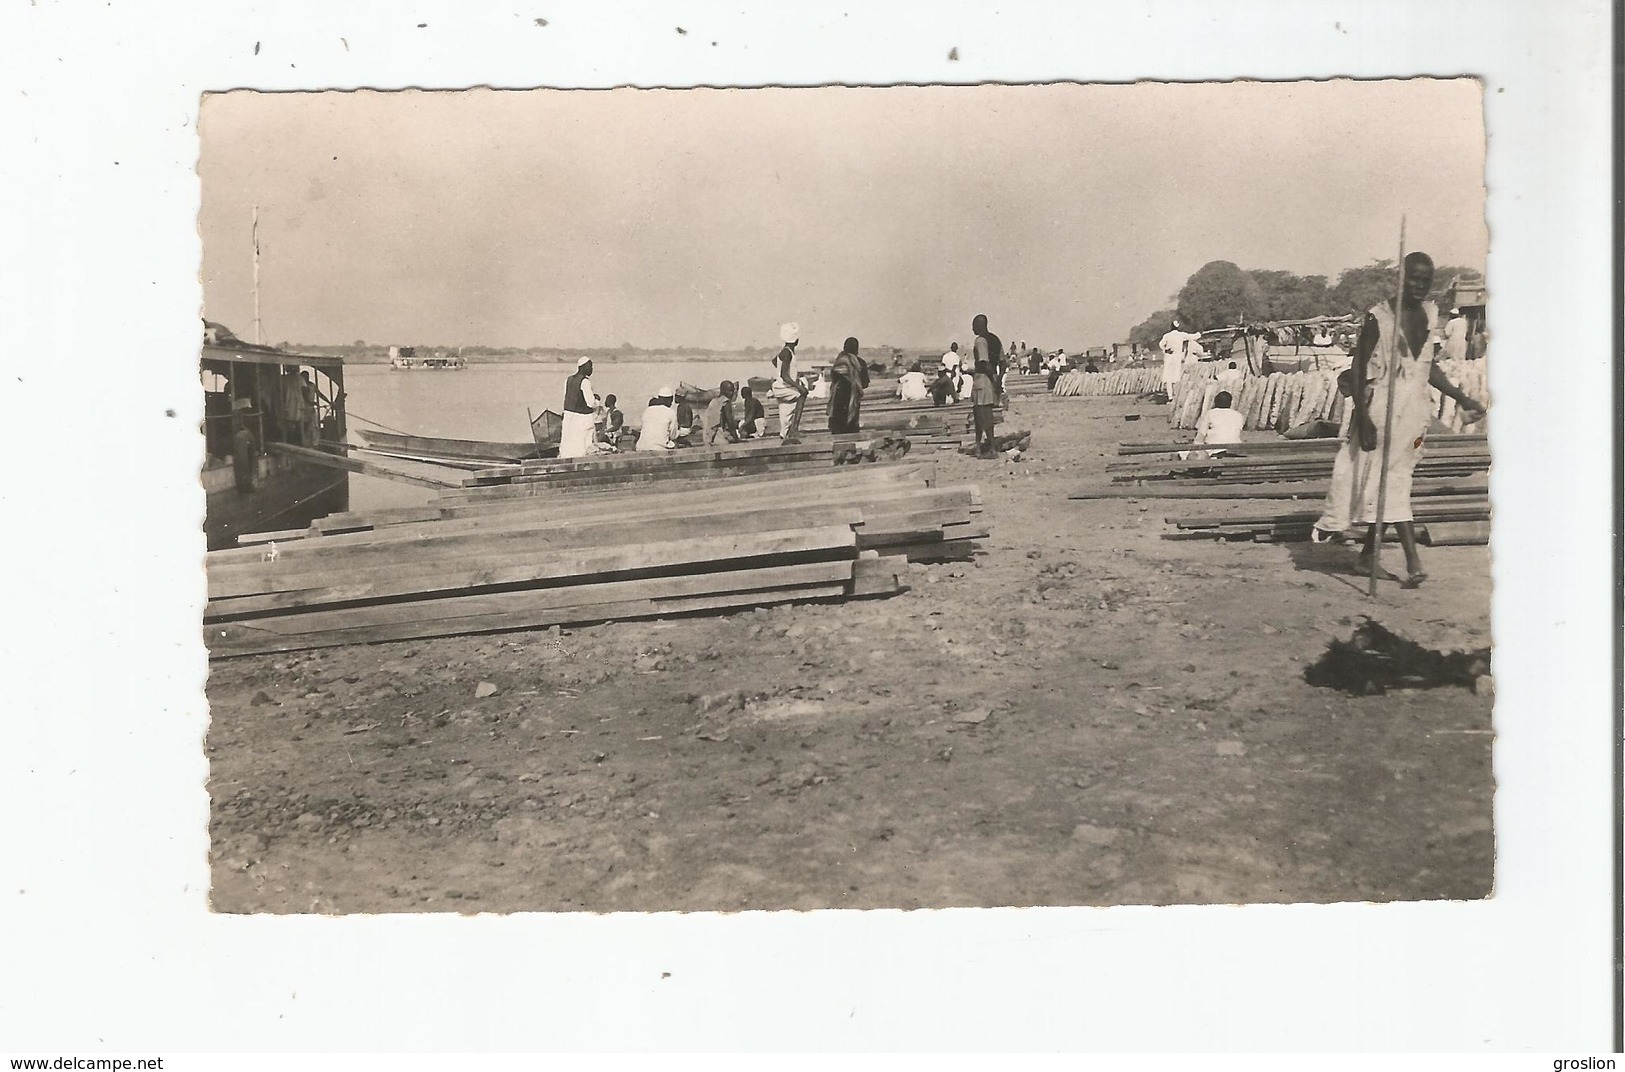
[
  {"x1": 1175, "y1": 260, "x2": 1269, "y2": 330},
  {"x1": 1128, "y1": 309, "x2": 1177, "y2": 349},
  {"x1": 1328, "y1": 259, "x2": 1399, "y2": 316},
  {"x1": 1249, "y1": 270, "x2": 1331, "y2": 320}
]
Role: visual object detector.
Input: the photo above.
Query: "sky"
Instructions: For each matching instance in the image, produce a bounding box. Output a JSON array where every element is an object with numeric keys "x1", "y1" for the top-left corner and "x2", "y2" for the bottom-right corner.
[{"x1": 198, "y1": 79, "x2": 1487, "y2": 351}]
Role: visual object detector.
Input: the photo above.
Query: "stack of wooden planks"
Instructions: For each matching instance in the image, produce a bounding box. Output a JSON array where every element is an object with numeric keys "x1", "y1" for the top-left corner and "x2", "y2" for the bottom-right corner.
[
  {"x1": 465, "y1": 439, "x2": 836, "y2": 491},
  {"x1": 207, "y1": 463, "x2": 988, "y2": 657},
  {"x1": 1164, "y1": 501, "x2": 1491, "y2": 545},
  {"x1": 1001, "y1": 373, "x2": 1054, "y2": 398},
  {"x1": 755, "y1": 397, "x2": 1003, "y2": 448},
  {"x1": 1102, "y1": 434, "x2": 1489, "y2": 489}
]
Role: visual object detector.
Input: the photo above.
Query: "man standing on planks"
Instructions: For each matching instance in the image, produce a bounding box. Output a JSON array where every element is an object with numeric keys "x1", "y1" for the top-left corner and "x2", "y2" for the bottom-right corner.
[
  {"x1": 828, "y1": 336, "x2": 869, "y2": 434},
  {"x1": 971, "y1": 314, "x2": 1004, "y2": 401},
  {"x1": 769, "y1": 322, "x2": 809, "y2": 439},
  {"x1": 1309, "y1": 252, "x2": 1485, "y2": 587},
  {"x1": 559, "y1": 356, "x2": 600, "y2": 458}
]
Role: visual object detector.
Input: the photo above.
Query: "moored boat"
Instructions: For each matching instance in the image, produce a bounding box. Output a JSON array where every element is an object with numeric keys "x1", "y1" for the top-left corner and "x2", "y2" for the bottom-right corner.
[
  {"x1": 357, "y1": 422, "x2": 561, "y2": 467},
  {"x1": 202, "y1": 324, "x2": 350, "y2": 549}
]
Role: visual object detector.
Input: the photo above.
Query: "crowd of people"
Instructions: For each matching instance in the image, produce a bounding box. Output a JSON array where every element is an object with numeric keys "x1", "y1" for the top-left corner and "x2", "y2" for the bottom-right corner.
[{"x1": 553, "y1": 315, "x2": 1019, "y2": 458}]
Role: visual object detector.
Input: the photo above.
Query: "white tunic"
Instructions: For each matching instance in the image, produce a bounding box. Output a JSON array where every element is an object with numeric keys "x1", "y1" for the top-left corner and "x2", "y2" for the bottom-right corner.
[
  {"x1": 638, "y1": 403, "x2": 679, "y2": 451},
  {"x1": 1318, "y1": 300, "x2": 1440, "y2": 528}
]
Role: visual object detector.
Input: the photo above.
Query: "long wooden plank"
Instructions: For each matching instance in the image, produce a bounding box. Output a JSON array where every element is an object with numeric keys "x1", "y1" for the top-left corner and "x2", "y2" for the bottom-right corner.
[
  {"x1": 208, "y1": 487, "x2": 975, "y2": 579},
  {"x1": 1070, "y1": 479, "x2": 1488, "y2": 501},
  {"x1": 207, "y1": 506, "x2": 869, "y2": 594},
  {"x1": 207, "y1": 524, "x2": 857, "y2": 612},
  {"x1": 206, "y1": 562, "x2": 860, "y2": 657},
  {"x1": 436, "y1": 458, "x2": 937, "y2": 507},
  {"x1": 1113, "y1": 434, "x2": 1487, "y2": 457},
  {"x1": 266, "y1": 442, "x2": 461, "y2": 490},
  {"x1": 483, "y1": 453, "x2": 839, "y2": 485},
  {"x1": 210, "y1": 583, "x2": 857, "y2": 657},
  {"x1": 1105, "y1": 450, "x2": 1491, "y2": 475},
  {"x1": 205, "y1": 466, "x2": 945, "y2": 567},
  {"x1": 469, "y1": 439, "x2": 834, "y2": 482}
]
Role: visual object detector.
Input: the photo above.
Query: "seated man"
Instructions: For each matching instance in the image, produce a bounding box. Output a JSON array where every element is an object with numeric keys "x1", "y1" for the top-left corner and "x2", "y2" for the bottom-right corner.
[
  {"x1": 738, "y1": 385, "x2": 766, "y2": 438},
  {"x1": 705, "y1": 381, "x2": 739, "y2": 445},
  {"x1": 896, "y1": 363, "x2": 930, "y2": 401},
  {"x1": 928, "y1": 367, "x2": 958, "y2": 406},
  {"x1": 1180, "y1": 390, "x2": 1246, "y2": 460},
  {"x1": 673, "y1": 397, "x2": 698, "y2": 447},
  {"x1": 596, "y1": 394, "x2": 624, "y2": 446},
  {"x1": 639, "y1": 389, "x2": 680, "y2": 451}
]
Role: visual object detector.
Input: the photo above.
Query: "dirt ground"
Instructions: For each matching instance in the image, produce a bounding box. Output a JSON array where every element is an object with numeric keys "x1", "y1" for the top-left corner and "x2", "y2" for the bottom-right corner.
[{"x1": 206, "y1": 393, "x2": 1494, "y2": 913}]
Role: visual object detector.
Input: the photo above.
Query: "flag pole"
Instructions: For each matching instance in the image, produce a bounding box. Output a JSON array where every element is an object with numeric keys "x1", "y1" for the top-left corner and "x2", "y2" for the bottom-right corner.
[
  {"x1": 1368, "y1": 217, "x2": 1407, "y2": 598},
  {"x1": 251, "y1": 205, "x2": 262, "y2": 345}
]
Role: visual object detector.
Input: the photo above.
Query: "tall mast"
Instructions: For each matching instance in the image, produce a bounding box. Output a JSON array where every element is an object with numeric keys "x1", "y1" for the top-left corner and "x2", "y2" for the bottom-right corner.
[{"x1": 251, "y1": 204, "x2": 262, "y2": 345}]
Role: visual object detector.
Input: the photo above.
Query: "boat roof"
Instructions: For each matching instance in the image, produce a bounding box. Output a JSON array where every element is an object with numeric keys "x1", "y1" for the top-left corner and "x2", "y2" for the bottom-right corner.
[{"x1": 202, "y1": 342, "x2": 345, "y2": 369}]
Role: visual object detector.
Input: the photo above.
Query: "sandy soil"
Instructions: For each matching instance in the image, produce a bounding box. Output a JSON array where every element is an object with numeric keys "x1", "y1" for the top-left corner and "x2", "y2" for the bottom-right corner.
[{"x1": 206, "y1": 392, "x2": 1494, "y2": 913}]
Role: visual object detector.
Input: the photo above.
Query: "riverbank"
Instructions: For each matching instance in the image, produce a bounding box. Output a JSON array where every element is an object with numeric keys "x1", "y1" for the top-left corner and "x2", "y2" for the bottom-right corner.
[{"x1": 206, "y1": 392, "x2": 1494, "y2": 913}]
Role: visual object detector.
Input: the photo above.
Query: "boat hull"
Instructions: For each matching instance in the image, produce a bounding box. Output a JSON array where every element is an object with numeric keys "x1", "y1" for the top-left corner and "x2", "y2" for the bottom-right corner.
[
  {"x1": 357, "y1": 429, "x2": 554, "y2": 464},
  {"x1": 203, "y1": 452, "x2": 349, "y2": 550}
]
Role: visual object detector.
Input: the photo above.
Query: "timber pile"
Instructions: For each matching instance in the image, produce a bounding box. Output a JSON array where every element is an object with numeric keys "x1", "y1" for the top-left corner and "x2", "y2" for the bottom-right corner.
[
  {"x1": 1168, "y1": 357, "x2": 1489, "y2": 435},
  {"x1": 1052, "y1": 368, "x2": 1164, "y2": 397},
  {"x1": 207, "y1": 464, "x2": 989, "y2": 657},
  {"x1": 1164, "y1": 501, "x2": 1491, "y2": 545},
  {"x1": 1002, "y1": 373, "x2": 1052, "y2": 398},
  {"x1": 465, "y1": 439, "x2": 836, "y2": 490},
  {"x1": 756, "y1": 398, "x2": 1003, "y2": 449},
  {"x1": 1105, "y1": 434, "x2": 1490, "y2": 487}
]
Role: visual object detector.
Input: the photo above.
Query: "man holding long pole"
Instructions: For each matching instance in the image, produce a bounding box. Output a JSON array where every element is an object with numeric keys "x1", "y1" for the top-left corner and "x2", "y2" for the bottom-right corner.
[{"x1": 1314, "y1": 249, "x2": 1485, "y2": 590}]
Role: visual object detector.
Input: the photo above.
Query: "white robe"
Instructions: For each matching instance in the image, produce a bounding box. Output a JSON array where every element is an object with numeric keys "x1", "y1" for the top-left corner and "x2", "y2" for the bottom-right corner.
[
  {"x1": 559, "y1": 411, "x2": 597, "y2": 458},
  {"x1": 1318, "y1": 301, "x2": 1440, "y2": 528},
  {"x1": 638, "y1": 403, "x2": 679, "y2": 451}
]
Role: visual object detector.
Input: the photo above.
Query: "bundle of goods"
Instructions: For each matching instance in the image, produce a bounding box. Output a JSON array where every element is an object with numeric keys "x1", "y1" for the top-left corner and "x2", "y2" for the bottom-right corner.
[
  {"x1": 1168, "y1": 367, "x2": 1346, "y2": 434},
  {"x1": 1430, "y1": 357, "x2": 1489, "y2": 434},
  {"x1": 1169, "y1": 356, "x2": 1490, "y2": 436},
  {"x1": 1051, "y1": 367, "x2": 1164, "y2": 397}
]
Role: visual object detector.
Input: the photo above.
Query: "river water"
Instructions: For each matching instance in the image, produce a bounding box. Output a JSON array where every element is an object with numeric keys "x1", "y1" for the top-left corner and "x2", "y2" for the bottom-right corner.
[{"x1": 340, "y1": 359, "x2": 775, "y2": 512}]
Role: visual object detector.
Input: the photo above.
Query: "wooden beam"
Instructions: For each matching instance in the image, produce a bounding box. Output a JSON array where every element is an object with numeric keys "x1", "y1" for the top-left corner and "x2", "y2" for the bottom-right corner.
[
  {"x1": 266, "y1": 442, "x2": 461, "y2": 490},
  {"x1": 206, "y1": 560, "x2": 861, "y2": 656},
  {"x1": 207, "y1": 524, "x2": 858, "y2": 610}
]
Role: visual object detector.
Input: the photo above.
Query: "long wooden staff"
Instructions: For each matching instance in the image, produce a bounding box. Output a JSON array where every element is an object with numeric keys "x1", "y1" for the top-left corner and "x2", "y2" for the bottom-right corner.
[{"x1": 1368, "y1": 217, "x2": 1407, "y2": 597}]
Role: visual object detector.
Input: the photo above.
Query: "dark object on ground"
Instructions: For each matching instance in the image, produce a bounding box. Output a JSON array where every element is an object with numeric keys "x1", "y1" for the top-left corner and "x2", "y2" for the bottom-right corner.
[
  {"x1": 1304, "y1": 618, "x2": 1490, "y2": 696},
  {"x1": 834, "y1": 435, "x2": 912, "y2": 465},
  {"x1": 1283, "y1": 419, "x2": 1342, "y2": 440},
  {"x1": 958, "y1": 430, "x2": 1031, "y2": 456}
]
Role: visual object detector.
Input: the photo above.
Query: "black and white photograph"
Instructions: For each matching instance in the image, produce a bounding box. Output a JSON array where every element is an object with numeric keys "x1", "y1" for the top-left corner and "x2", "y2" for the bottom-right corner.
[
  {"x1": 3, "y1": 2, "x2": 1616, "y2": 1058},
  {"x1": 200, "y1": 79, "x2": 1497, "y2": 914}
]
